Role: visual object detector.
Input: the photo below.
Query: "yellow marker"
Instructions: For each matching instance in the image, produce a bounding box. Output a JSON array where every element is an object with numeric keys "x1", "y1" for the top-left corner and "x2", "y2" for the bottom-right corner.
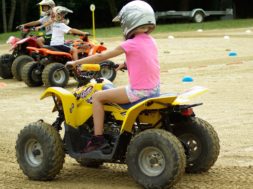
[
  {"x1": 90, "y1": 4, "x2": 96, "y2": 40},
  {"x1": 40, "y1": 5, "x2": 42, "y2": 16},
  {"x1": 38, "y1": 5, "x2": 44, "y2": 36}
]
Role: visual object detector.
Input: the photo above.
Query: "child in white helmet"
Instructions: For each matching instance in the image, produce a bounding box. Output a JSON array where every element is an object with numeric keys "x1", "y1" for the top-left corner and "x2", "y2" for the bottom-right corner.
[
  {"x1": 66, "y1": 0, "x2": 160, "y2": 153},
  {"x1": 21, "y1": 0, "x2": 55, "y2": 47},
  {"x1": 37, "y1": 6, "x2": 88, "y2": 60}
]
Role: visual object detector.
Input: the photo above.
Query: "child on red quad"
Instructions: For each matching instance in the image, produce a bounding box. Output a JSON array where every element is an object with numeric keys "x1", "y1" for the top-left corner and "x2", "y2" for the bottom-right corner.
[
  {"x1": 20, "y1": 0, "x2": 56, "y2": 47},
  {"x1": 0, "y1": 0, "x2": 55, "y2": 80},
  {"x1": 8, "y1": 0, "x2": 56, "y2": 81}
]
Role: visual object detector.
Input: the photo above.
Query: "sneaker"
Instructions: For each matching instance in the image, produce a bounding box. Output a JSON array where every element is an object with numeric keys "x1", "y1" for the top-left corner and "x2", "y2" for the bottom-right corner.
[{"x1": 82, "y1": 135, "x2": 106, "y2": 153}]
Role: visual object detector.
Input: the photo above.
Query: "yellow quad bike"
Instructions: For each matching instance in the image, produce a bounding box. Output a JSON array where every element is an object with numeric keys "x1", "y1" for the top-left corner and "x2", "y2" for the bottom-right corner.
[{"x1": 16, "y1": 64, "x2": 220, "y2": 189}]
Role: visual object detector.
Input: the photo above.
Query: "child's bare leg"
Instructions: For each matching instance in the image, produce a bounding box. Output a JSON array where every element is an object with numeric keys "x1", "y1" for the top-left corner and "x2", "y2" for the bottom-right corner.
[
  {"x1": 92, "y1": 87, "x2": 129, "y2": 135},
  {"x1": 36, "y1": 37, "x2": 45, "y2": 47},
  {"x1": 71, "y1": 48, "x2": 78, "y2": 60}
]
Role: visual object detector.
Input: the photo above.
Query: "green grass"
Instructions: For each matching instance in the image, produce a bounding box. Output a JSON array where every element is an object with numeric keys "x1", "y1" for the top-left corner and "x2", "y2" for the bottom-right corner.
[
  {"x1": 154, "y1": 18, "x2": 253, "y2": 33},
  {"x1": 0, "y1": 18, "x2": 252, "y2": 44}
]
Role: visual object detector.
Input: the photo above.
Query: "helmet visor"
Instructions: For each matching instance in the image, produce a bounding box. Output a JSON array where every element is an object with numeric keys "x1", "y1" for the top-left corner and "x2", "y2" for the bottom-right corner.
[{"x1": 112, "y1": 15, "x2": 120, "y2": 22}]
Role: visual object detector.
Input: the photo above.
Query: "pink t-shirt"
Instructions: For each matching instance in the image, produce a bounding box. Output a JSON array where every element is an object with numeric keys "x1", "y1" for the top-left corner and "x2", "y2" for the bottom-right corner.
[{"x1": 121, "y1": 33, "x2": 160, "y2": 90}]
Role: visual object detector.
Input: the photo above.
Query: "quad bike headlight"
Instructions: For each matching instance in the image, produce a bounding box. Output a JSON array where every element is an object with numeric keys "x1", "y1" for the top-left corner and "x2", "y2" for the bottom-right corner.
[{"x1": 6, "y1": 36, "x2": 18, "y2": 45}]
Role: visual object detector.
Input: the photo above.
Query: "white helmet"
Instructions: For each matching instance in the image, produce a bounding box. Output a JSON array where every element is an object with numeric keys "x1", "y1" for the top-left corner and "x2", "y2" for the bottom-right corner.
[
  {"x1": 38, "y1": 0, "x2": 55, "y2": 7},
  {"x1": 113, "y1": 0, "x2": 156, "y2": 39},
  {"x1": 53, "y1": 6, "x2": 73, "y2": 16},
  {"x1": 38, "y1": 0, "x2": 55, "y2": 14},
  {"x1": 52, "y1": 6, "x2": 73, "y2": 22}
]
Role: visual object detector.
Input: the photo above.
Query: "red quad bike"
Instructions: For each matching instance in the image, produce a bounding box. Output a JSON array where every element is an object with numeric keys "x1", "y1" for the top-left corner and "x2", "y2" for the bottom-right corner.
[
  {"x1": 0, "y1": 26, "x2": 40, "y2": 79},
  {"x1": 21, "y1": 34, "x2": 117, "y2": 87}
]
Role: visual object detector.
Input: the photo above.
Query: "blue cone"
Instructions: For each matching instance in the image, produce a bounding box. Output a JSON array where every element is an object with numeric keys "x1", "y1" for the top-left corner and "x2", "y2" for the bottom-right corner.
[
  {"x1": 182, "y1": 76, "x2": 193, "y2": 82},
  {"x1": 228, "y1": 51, "x2": 237, "y2": 57}
]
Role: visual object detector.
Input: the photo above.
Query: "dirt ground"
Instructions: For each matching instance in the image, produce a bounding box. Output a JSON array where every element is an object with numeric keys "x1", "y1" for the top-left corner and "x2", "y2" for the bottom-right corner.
[{"x1": 0, "y1": 27, "x2": 253, "y2": 189}]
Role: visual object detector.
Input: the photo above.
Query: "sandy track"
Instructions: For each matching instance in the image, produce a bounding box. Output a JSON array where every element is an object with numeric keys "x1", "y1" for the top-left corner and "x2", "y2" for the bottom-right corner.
[{"x1": 0, "y1": 28, "x2": 253, "y2": 188}]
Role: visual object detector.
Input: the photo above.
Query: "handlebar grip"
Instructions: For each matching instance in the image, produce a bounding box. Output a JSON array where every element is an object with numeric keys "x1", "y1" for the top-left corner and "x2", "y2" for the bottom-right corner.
[{"x1": 65, "y1": 64, "x2": 74, "y2": 71}]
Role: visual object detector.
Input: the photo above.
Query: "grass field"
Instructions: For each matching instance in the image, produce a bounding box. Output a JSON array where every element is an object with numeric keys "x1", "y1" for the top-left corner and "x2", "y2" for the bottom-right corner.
[{"x1": 0, "y1": 18, "x2": 252, "y2": 43}]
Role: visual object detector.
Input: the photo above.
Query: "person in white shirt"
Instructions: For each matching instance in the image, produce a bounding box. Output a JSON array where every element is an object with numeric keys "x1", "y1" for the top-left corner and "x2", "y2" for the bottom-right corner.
[
  {"x1": 21, "y1": 0, "x2": 56, "y2": 47},
  {"x1": 37, "y1": 6, "x2": 88, "y2": 60}
]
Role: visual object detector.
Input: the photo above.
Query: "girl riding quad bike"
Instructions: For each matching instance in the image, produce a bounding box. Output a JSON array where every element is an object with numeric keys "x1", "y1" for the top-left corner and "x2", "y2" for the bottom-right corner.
[
  {"x1": 16, "y1": 63, "x2": 220, "y2": 189},
  {"x1": 21, "y1": 34, "x2": 117, "y2": 87},
  {"x1": 16, "y1": 1, "x2": 219, "y2": 188}
]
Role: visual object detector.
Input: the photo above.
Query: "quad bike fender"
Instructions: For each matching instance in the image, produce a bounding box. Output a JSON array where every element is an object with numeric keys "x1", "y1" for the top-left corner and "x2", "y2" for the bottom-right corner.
[
  {"x1": 6, "y1": 36, "x2": 20, "y2": 49},
  {"x1": 27, "y1": 46, "x2": 40, "y2": 53},
  {"x1": 172, "y1": 86, "x2": 208, "y2": 105},
  {"x1": 121, "y1": 95, "x2": 177, "y2": 133},
  {"x1": 40, "y1": 87, "x2": 77, "y2": 126},
  {"x1": 89, "y1": 45, "x2": 107, "y2": 55},
  {"x1": 100, "y1": 60, "x2": 115, "y2": 67},
  {"x1": 121, "y1": 86, "x2": 207, "y2": 133},
  {"x1": 16, "y1": 37, "x2": 37, "y2": 45},
  {"x1": 43, "y1": 49, "x2": 72, "y2": 58}
]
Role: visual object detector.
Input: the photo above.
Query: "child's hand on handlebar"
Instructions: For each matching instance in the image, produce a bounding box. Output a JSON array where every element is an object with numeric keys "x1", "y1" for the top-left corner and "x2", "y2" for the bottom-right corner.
[
  {"x1": 65, "y1": 61, "x2": 77, "y2": 70},
  {"x1": 35, "y1": 26, "x2": 42, "y2": 31},
  {"x1": 115, "y1": 63, "x2": 127, "y2": 71}
]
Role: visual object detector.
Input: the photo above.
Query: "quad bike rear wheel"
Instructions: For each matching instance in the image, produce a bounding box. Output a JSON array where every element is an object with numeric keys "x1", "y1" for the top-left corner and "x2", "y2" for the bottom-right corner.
[
  {"x1": 12, "y1": 55, "x2": 34, "y2": 81},
  {"x1": 15, "y1": 121, "x2": 65, "y2": 180},
  {"x1": 126, "y1": 129, "x2": 186, "y2": 189},
  {"x1": 22, "y1": 61, "x2": 43, "y2": 87},
  {"x1": 0, "y1": 53, "x2": 14, "y2": 79},
  {"x1": 99, "y1": 61, "x2": 117, "y2": 82},
  {"x1": 42, "y1": 63, "x2": 69, "y2": 87},
  {"x1": 173, "y1": 117, "x2": 220, "y2": 173}
]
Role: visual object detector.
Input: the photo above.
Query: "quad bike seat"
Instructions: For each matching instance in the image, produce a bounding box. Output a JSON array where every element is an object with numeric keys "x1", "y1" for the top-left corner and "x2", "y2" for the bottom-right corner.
[
  {"x1": 102, "y1": 83, "x2": 159, "y2": 109},
  {"x1": 41, "y1": 45, "x2": 72, "y2": 59},
  {"x1": 42, "y1": 45, "x2": 61, "y2": 51}
]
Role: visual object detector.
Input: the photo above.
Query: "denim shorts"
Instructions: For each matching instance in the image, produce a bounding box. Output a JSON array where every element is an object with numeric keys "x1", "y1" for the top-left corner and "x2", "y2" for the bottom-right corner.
[
  {"x1": 51, "y1": 45, "x2": 71, "y2": 53},
  {"x1": 125, "y1": 85, "x2": 160, "y2": 103},
  {"x1": 44, "y1": 34, "x2": 52, "y2": 45}
]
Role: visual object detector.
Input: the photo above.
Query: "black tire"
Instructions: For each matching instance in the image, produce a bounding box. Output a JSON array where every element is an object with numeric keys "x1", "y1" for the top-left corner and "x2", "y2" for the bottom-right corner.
[
  {"x1": 173, "y1": 117, "x2": 220, "y2": 173},
  {"x1": 22, "y1": 61, "x2": 43, "y2": 87},
  {"x1": 76, "y1": 159, "x2": 103, "y2": 168},
  {"x1": 15, "y1": 121, "x2": 65, "y2": 180},
  {"x1": 99, "y1": 61, "x2": 117, "y2": 82},
  {"x1": 126, "y1": 129, "x2": 186, "y2": 189},
  {"x1": 0, "y1": 53, "x2": 14, "y2": 79},
  {"x1": 11, "y1": 55, "x2": 34, "y2": 81},
  {"x1": 193, "y1": 11, "x2": 205, "y2": 23},
  {"x1": 42, "y1": 63, "x2": 69, "y2": 87}
]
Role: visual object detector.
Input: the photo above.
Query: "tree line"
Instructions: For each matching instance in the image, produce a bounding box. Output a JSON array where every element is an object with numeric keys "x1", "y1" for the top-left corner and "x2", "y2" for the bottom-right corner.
[
  {"x1": 0, "y1": 0, "x2": 127, "y2": 33},
  {"x1": 2, "y1": 0, "x2": 251, "y2": 34}
]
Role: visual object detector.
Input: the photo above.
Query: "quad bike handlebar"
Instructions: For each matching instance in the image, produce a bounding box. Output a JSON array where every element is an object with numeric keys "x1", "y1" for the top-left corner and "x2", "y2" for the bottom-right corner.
[
  {"x1": 16, "y1": 25, "x2": 37, "y2": 39},
  {"x1": 61, "y1": 64, "x2": 102, "y2": 86}
]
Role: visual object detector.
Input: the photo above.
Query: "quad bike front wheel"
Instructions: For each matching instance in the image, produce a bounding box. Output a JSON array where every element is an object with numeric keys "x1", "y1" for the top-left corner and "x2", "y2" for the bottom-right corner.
[
  {"x1": 0, "y1": 53, "x2": 14, "y2": 79},
  {"x1": 11, "y1": 55, "x2": 34, "y2": 81},
  {"x1": 173, "y1": 117, "x2": 220, "y2": 173},
  {"x1": 42, "y1": 63, "x2": 69, "y2": 87},
  {"x1": 99, "y1": 61, "x2": 117, "y2": 82},
  {"x1": 22, "y1": 61, "x2": 43, "y2": 87},
  {"x1": 15, "y1": 121, "x2": 65, "y2": 180},
  {"x1": 126, "y1": 129, "x2": 186, "y2": 189}
]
